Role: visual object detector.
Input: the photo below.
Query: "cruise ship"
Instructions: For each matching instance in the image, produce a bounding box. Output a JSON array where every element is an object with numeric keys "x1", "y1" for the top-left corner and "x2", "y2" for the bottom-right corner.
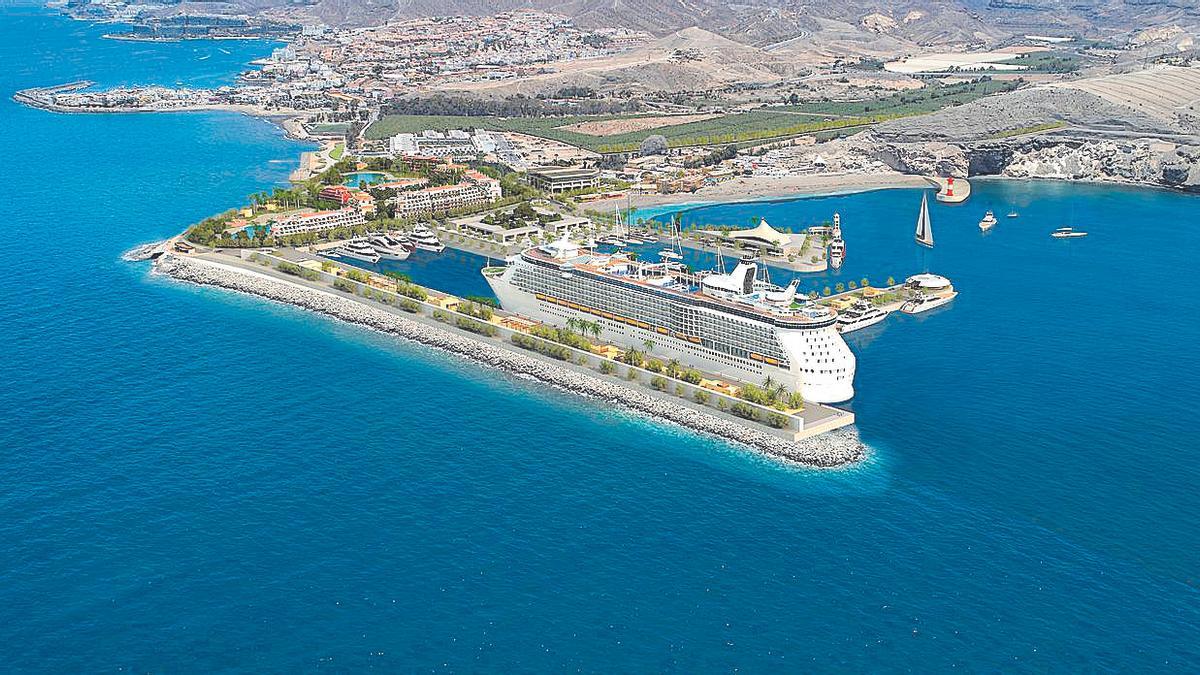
[{"x1": 483, "y1": 234, "x2": 856, "y2": 403}]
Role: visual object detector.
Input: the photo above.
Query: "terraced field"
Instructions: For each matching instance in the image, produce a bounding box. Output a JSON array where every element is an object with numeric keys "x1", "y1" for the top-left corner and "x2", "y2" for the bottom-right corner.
[{"x1": 1052, "y1": 65, "x2": 1200, "y2": 126}]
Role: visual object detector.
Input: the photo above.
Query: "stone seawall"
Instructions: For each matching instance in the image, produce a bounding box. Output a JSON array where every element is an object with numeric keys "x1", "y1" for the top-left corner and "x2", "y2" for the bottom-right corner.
[{"x1": 152, "y1": 254, "x2": 867, "y2": 469}]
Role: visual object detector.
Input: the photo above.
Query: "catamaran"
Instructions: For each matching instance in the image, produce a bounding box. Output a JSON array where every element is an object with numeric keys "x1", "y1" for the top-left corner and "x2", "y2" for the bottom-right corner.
[{"x1": 915, "y1": 192, "x2": 934, "y2": 248}]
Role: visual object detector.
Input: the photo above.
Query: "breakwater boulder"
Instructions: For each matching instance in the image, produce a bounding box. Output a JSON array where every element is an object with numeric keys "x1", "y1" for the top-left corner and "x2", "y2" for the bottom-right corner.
[
  {"x1": 153, "y1": 254, "x2": 867, "y2": 469},
  {"x1": 122, "y1": 241, "x2": 167, "y2": 262}
]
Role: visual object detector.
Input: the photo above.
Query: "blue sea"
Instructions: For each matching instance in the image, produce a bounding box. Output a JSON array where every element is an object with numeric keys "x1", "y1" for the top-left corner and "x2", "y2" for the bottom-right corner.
[{"x1": 2, "y1": 6, "x2": 1199, "y2": 670}]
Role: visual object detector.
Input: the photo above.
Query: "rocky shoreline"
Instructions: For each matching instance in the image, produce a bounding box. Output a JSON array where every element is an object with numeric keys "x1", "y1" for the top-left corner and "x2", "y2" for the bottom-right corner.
[{"x1": 152, "y1": 253, "x2": 867, "y2": 469}]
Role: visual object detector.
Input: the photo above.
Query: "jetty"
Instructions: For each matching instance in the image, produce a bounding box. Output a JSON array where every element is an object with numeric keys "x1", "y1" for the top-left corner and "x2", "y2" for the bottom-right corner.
[
  {"x1": 146, "y1": 243, "x2": 865, "y2": 468},
  {"x1": 12, "y1": 81, "x2": 92, "y2": 111},
  {"x1": 931, "y1": 176, "x2": 971, "y2": 203}
]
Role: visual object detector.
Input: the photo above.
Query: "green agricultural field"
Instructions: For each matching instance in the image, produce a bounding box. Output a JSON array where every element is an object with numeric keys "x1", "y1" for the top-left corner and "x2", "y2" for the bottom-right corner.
[
  {"x1": 778, "y1": 79, "x2": 1021, "y2": 118},
  {"x1": 366, "y1": 111, "x2": 881, "y2": 153},
  {"x1": 363, "y1": 80, "x2": 1024, "y2": 154},
  {"x1": 1007, "y1": 51, "x2": 1080, "y2": 73}
]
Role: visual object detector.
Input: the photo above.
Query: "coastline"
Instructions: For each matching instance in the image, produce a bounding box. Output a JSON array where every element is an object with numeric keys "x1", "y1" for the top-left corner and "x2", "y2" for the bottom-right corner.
[
  {"x1": 150, "y1": 251, "x2": 867, "y2": 469},
  {"x1": 592, "y1": 173, "x2": 935, "y2": 219}
]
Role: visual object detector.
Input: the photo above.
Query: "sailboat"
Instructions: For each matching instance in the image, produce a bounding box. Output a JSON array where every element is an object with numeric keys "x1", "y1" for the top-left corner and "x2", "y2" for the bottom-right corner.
[
  {"x1": 915, "y1": 192, "x2": 934, "y2": 248},
  {"x1": 658, "y1": 217, "x2": 684, "y2": 261}
]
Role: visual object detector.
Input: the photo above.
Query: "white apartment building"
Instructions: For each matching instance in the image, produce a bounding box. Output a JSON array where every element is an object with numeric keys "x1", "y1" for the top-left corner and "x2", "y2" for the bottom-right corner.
[{"x1": 270, "y1": 208, "x2": 365, "y2": 237}]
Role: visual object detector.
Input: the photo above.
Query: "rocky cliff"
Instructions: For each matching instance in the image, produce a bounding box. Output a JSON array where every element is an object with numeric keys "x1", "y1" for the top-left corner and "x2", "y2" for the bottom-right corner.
[{"x1": 862, "y1": 133, "x2": 1200, "y2": 191}]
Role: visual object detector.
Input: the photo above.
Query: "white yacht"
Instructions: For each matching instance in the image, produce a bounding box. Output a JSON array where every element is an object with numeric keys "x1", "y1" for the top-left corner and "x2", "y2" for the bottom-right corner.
[
  {"x1": 410, "y1": 225, "x2": 445, "y2": 252},
  {"x1": 336, "y1": 239, "x2": 381, "y2": 264},
  {"x1": 900, "y1": 273, "x2": 957, "y2": 314},
  {"x1": 836, "y1": 300, "x2": 889, "y2": 333},
  {"x1": 979, "y1": 210, "x2": 998, "y2": 231},
  {"x1": 369, "y1": 233, "x2": 413, "y2": 261},
  {"x1": 1007, "y1": 211, "x2": 1019, "y2": 218},
  {"x1": 1051, "y1": 227, "x2": 1088, "y2": 239},
  {"x1": 828, "y1": 238, "x2": 845, "y2": 269},
  {"x1": 597, "y1": 236, "x2": 626, "y2": 246}
]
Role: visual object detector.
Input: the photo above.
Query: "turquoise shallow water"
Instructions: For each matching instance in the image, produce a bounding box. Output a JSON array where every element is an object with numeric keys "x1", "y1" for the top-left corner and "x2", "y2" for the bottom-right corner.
[{"x1": 3, "y1": 7, "x2": 1200, "y2": 670}]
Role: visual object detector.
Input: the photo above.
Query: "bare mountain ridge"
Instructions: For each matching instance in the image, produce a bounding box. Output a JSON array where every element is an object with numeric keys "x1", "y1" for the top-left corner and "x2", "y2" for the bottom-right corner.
[{"x1": 246, "y1": 0, "x2": 1200, "y2": 45}]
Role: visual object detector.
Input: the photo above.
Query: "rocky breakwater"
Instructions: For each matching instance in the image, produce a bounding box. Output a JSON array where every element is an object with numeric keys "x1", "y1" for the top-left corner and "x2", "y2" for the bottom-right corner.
[{"x1": 153, "y1": 254, "x2": 867, "y2": 469}]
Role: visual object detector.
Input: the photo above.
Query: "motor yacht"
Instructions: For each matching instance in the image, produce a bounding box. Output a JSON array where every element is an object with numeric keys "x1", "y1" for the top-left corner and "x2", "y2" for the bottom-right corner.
[
  {"x1": 1051, "y1": 227, "x2": 1088, "y2": 239},
  {"x1": 829, "y1": 238, "x2": 845, "y2": 269},
  {"x1": 979, "y1": 210, "x2": 998, "y2": 231},
  {"x1": 336, "y1": 239, "x2": 381, "y2": 264},
  {"x1": 369, "y1": 233, "x2": 413, "y2": 261},
  {"x1": 836, "y1": 300, "x2": 889, "y2": 333},
  {"x1": 410, "y1": 225, "x2": 445, "y2": 252}
]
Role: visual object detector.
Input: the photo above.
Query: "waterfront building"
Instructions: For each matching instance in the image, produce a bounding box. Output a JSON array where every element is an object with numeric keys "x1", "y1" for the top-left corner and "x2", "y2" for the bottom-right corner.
[
  {"x1": 319, "y1": 185, "x2": 376, "y2": 214},
  {"x1": 270, "y1": 208, "x2": 365, "y2": 237},
  {"x1": 391, "y1": 178, "x2": 499, "y2": 218},
  {"x1": 484, "y1": 235, "x2": 855, "y2": 402},
  {"x1": 526, "y1": 166, "x2": 600, "y2": 193}
]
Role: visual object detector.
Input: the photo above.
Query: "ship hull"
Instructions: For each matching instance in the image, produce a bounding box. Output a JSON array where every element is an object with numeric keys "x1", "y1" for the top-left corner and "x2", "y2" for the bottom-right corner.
[{"x1": 486, "y1": 271, "x2": 855, "y2": 403}]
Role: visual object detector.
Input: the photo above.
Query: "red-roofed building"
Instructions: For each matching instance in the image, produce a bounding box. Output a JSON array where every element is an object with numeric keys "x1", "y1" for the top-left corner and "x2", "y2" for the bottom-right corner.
[{"x1": 319, "y1": 185, "x2": 353, "y2": 206}]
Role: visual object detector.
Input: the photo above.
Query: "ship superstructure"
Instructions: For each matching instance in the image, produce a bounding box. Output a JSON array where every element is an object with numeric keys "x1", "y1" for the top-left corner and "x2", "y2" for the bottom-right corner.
[{"x1": 483, "y1": 234, "x2": 856, "y2": 402}]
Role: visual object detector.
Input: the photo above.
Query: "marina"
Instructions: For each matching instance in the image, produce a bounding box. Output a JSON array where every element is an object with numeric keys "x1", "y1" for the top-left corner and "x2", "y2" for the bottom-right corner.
[{"x1": 11, "y1": 6, "x2": 1200, "y2": 672}]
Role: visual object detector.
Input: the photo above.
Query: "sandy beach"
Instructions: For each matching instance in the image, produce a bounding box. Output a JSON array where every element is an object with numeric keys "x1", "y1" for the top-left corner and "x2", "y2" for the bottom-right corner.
[{"x1": 591, "y1": 172, "x2": 936, "y2": 212}]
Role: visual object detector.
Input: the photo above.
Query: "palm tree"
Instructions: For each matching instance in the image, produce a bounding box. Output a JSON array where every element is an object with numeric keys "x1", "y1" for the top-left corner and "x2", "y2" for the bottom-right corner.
[
  {"x1": 623, "y1": 347, "x2": 643, "y2": 367},
  {"x1": 587, "y1": 321, "x2": 602, "y2": 341},
  {"x1": 666, "y1": 359, "x2": 681, "y2": 378},
  {"x1": 763, "y1": 375, "x2": 777, "y2": 391},
  {"x1": 565, "y1": 317, "x2": 578, "y2": 333},
  {"x1": 643, "y1": 339, "x2": 655, "y2": 353}
]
